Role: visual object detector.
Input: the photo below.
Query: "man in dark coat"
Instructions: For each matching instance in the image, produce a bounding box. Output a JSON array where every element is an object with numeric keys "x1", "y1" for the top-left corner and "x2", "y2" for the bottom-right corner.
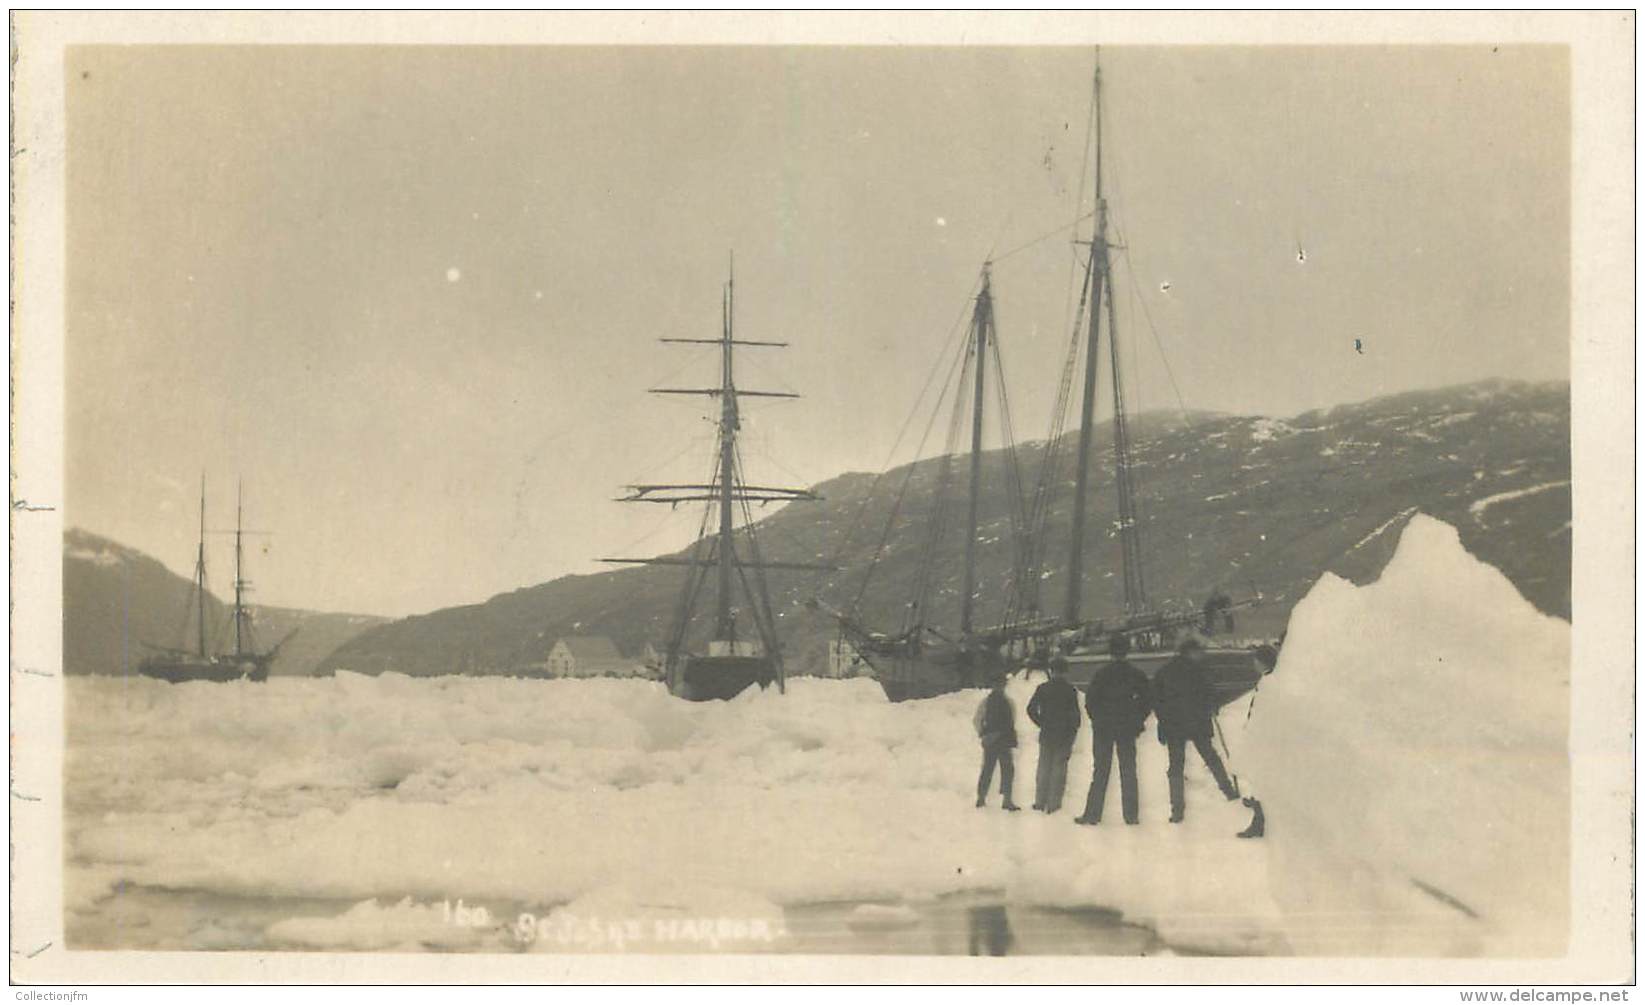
[
  {"x1": 1074, "y1": 633, "x2": 1151, "y2": 825},
  {"x1": 974, "y1": 675, "x2": 1021, "y2": 811},
  {"x1": 1026, "y1": 656, "x2": 1082, "y2": 813},
  {"x1": 1154, "y1": 637, "x2": 1240, "y2": 822}
]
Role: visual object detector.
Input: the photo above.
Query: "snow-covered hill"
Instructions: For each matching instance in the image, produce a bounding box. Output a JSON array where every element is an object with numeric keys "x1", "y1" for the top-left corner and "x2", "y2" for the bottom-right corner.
[{"x1": 322, "y1": 379, "x2": 1570, "y2": 678}]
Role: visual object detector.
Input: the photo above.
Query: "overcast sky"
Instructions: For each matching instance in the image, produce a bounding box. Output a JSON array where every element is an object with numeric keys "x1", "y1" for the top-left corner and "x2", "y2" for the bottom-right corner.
[{"x1": 66, "y1": 45, "x2": 1569, "y2": 617}]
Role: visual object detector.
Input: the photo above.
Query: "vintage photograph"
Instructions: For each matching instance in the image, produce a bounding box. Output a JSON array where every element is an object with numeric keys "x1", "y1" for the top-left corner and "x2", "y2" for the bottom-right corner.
[{"x1": 10, "y1": 12, "x2": 1634, "y2": 985}]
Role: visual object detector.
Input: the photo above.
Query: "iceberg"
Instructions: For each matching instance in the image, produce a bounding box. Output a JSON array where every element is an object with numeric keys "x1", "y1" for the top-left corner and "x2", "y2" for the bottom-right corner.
[{"x1": 1238, "y1": 514, "x2": 1569, "y2": 955}]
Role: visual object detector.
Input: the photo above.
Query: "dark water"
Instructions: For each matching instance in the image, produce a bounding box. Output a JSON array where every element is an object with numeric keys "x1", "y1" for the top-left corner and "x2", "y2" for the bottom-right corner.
[
  {"x1": 68, "y1": 884, "x2": 1172, "y2": 956},
  {"x1": 782, "y1": 894, "x2": 1164, "y2": 956},
  {"x1": 68, "y1": 884, "x2": 356, "y2": 952}
]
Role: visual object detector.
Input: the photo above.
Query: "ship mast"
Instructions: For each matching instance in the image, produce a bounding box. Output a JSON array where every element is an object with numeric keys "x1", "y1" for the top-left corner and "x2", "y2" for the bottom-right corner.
[
  {"x1": 960, "y1": 265, "x2": 995, "y2": 637},
  {"x1": 715, "y1": 268, "x2": 739, "y2": 641},
  {"x1": 1065, "y1": 56, "x2": 1106, "y2": 627},
  {"x1": 194, "y1": 474, "x2": 208, "y2": 658},
  {"x1": 1064, "y1": 48, "x2": 1148, "y2": 622},
  {"x1": 605, "y1": 258, "x2": 832, "y2": 693},
  {"x1": 1108, "y1": 240, "x2": 1147, "y2": 613},
  {"x1": 233, "y1": 479, "x2": 247, "y2": 657}
]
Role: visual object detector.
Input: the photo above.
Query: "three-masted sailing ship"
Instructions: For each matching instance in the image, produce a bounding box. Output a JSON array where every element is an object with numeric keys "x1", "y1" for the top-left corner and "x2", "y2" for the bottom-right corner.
[
  {"x1": 605, "y1": 263, "x2": 830, "y2": 701},
  {"x1": 137, "y1": 479, "x2": 289, "y2": 684},
  {"x1": 822, "y1": 51, "x2": 1277, "y2": 705}
]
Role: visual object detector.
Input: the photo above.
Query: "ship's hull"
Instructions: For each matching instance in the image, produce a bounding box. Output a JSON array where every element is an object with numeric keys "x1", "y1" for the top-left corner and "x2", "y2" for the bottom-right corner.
[
  {"x1": 675, "y1": 654, "x2": 775, "y2": 702},
  {"x1": 136, "y1": 654, "x2": 272, "y2": 684},
  {"x1": 861, "y1": 643, "x2": 1007, "y2": 703},
  {"x1": 1062, "y1": 644, "x2": 1275, "y2": 710}
]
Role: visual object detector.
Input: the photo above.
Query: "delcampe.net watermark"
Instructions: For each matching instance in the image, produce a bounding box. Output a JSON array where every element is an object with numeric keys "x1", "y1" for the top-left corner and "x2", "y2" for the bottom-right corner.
[{"x1": 1460, "y1": 992, "x2": 1631, "y2": 1003}]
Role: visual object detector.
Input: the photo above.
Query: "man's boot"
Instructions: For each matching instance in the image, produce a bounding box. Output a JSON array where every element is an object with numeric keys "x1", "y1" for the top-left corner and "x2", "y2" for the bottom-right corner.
[{"x1": 1236, "y1": 798, "x2": 1265, "y2": 839}]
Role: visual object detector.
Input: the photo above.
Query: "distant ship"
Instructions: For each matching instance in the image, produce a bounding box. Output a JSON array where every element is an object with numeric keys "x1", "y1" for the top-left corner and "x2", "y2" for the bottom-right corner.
[
  {"x1": 137, "y1": 479, "x2": 291, "y2": 683},
  {"x1": 603, "y1": 260, "x2": 832, "y2": 701},
  {"x1": 820, "y1": 49, "x2": 1278, "y2": 705}
]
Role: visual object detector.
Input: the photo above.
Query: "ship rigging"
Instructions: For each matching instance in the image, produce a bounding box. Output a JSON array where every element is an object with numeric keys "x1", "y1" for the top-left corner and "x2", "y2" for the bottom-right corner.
[
  {"x1": 604, "y1": 260, "x2": 833, "y2": 701},
  {"x1": 820, "y1": 49, "x2": 1277, "y2": 702},
  {"x1": 136, "y1": 478, "x2": 292, "y2": 684}
]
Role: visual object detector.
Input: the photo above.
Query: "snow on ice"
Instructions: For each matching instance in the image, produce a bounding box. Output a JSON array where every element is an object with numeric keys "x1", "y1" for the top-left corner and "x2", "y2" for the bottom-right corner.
[
  {"x1": 65, "y1": 670, "x2": 1273, "y2": 952},
  {"x1": 66, "y1": 514, "x2": 1567, "y2": 955}
]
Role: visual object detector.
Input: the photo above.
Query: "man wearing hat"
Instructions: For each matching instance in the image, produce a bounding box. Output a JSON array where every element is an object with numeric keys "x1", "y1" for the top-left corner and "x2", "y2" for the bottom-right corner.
[
  {"x1": 1026, "y1": 654, "x2": 1082, "y2": 813},
  {"x1": 1074, "y1": 632, "x2": 1151, "y2": 825},
  {"x1": 1153, "y1": 637, "x2": 1240, "y2": 823}
]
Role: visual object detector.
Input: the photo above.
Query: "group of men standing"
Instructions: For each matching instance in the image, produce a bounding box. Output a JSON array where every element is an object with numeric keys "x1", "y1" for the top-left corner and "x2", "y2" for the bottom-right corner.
[{"x1": 974, "y1": 634, "x2": 1242, "y2": 825}]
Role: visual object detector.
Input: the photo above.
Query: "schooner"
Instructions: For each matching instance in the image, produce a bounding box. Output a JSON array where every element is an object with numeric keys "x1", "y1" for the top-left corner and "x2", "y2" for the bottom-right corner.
[
  {"x1": 821, "y1": 50, "x2": 1276, "y2": 704},
  {"x1": 137, "y1": 479, "x2": 291, "y2": 683}
]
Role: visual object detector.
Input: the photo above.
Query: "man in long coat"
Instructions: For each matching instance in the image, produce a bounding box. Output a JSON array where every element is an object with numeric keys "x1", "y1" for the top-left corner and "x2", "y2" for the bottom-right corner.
[
  {"x1": 1153, "y1": 637, "x2": 1240, "y2": 822},
  {"x1": 973, "y1": 675, "x2": 1022, "y2": 811},
  {"x1": 1075, "y1": 633, "x2": 1151, "y2": 825},
  {"x1": 1027, "y1": 657, "x2": 1082, "y2": 813}
]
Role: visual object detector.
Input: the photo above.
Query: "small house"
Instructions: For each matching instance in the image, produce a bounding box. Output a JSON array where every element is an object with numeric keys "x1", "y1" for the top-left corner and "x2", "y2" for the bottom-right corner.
[
  {"x1": 826, "y1": 639, "x2": 870, "y2": 679},
  {"x1": 545, "y1": 636, "x2": 639, "y2": 679}
]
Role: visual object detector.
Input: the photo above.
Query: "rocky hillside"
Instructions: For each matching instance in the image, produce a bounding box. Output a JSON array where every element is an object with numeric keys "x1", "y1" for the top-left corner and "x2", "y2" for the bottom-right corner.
[
  {"x1": 63, "y1": 528, "x2": 386, "y2": 677},
  {"x1": 320, "y1": 379, "x2": 1570, "y2": 679}
]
